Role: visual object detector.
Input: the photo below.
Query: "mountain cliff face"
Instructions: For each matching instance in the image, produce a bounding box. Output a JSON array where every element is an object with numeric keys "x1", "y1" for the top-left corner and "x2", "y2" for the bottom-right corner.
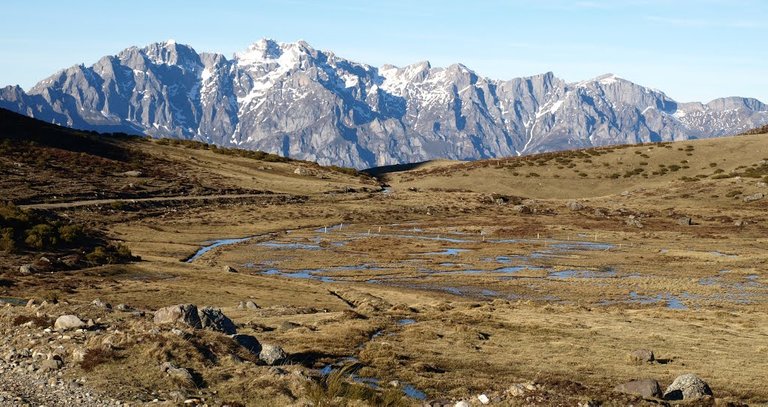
[{"x1": 2, "y1": 39, "x2": 767, "y2": 168}]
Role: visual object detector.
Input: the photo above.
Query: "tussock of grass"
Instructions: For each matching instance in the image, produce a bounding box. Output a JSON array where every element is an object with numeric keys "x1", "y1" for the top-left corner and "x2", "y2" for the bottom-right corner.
[{"x1": 304, "y1": 364, "x2": 408, "y2": 407}]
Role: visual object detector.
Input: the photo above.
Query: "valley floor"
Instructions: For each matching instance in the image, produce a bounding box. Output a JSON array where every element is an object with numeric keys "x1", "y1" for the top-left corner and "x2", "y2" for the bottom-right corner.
[{"x1": 2, "y1": 132, "x2": 768, "y2": 406}]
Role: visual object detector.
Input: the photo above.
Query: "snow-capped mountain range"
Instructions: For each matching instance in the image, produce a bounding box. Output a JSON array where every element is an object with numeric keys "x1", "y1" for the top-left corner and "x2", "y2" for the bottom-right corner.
[{"x1": 2, "y1": 39, "x2": 767, "y2": 169}]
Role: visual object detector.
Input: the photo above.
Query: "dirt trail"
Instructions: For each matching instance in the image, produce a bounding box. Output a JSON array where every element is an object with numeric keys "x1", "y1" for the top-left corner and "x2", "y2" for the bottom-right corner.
[{"x1": 19, "y1": 193, "x2": 285, "y2": 210}]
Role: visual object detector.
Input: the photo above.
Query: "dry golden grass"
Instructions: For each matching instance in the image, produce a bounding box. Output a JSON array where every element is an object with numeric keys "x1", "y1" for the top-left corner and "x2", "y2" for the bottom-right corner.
[{"x1": 3, "y1": 132, "x2": 768, "y2": 404}]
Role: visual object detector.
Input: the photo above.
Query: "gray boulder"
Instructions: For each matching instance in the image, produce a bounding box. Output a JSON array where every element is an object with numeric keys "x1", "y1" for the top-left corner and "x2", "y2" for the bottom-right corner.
[
  {"x1": 259, "y1": 344, "x2": 287, "y2": 365},
  {"x1": 628, "y1": 349, "x2": 655, "y2": 364},
  {"x1": 614, "y1": 379, "x2": 662, "y2": 398},
  {"x1": 677, "y1": 217, "x2": 693, "y2": 226},
  {"x1": 743, "y1": 192, "x2": 764, "y2": 202},
  {"x1": 91, "y1": 299, "x2": 112, "y2": 310},
  {"x1": 18, "y1": 264, "x2": 34, "y2": 275},
  {"x1": 160, "y1": 362, "x2": 195, "y2": 387},
  {"x1": 197, "y1": 307, "x2": 237, "y2": 334},
  {"x1": 54, "y1": 315, "x2": 85, "y2": 331},
  {"x1": 513, "y1": 205, "x2": 532, "y2": 214},
  {"x1": 566, "y1": 201, "x2": 585, "y2": 211},
  {"x1": 237, "y1": 300, "x2": 260, "y2": 310},
  {"x1": 39, "y1": 356, "x2": 63, "y2": 372},
  {"x1": 232, "y1": 334, "x2": 261, "y2": 355},
  {"x1": 153, "y1": 304, "x2": 202, "y2": 329},
  {"x1": 115, "y1": 303, "x2": 132, "y2": 312},
  {"x1": 663, "y1": 373, "x2": 713, "y2": 400}
]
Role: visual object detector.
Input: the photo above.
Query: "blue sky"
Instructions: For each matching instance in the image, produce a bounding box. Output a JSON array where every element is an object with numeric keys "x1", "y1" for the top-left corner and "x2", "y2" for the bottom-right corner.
[{"x1": 2, "y1": 0, "x2": 766, "y2": 102}]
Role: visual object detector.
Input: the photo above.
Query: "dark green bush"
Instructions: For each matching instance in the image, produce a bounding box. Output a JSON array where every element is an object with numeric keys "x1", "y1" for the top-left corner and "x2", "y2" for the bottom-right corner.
[
  {"x1": 24, "y1": 224, "x2": 57, "y2": 250},
  {"x1": 0, "y1": 227, "x2": 15, "y2": 253},
  {"x1": 58, "y1": 224, "x2": 85, "y2": 244}
]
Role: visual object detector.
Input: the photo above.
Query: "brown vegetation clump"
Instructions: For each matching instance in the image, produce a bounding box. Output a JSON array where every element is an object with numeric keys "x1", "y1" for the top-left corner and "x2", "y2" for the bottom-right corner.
[{"x1": 80, "y1": 347, "x2": 121, "y2": 372}]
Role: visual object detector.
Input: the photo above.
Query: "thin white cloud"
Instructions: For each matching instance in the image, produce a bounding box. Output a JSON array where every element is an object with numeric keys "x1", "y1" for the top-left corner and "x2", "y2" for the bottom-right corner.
[{"x1": 646, "y1": 15, "x2": 765, "y2": 29}]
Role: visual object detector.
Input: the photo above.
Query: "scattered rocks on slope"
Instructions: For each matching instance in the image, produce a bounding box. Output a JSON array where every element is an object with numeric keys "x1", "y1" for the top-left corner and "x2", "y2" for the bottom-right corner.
[
  {"x1": 259, "y1": 344, "x2": 287, "y2": 365},
  {"x1": 54, "y1": 315, "x2": 85, "y2": 331},
  {"x1": 198, "y1": 307, "x2": 237, "y2": 334},
  {"x1": 614, "y1": 379, "x2": 663, "y2": 398},
  {"x1": 153, "y1": 304, "x2": 202, "y2": 329},
  {"x1": 628, "y1": 349, "x2": 655, "y2": 364},
  {"x1": 664, "y1": 373, "x2": 713, "y2": 400}
]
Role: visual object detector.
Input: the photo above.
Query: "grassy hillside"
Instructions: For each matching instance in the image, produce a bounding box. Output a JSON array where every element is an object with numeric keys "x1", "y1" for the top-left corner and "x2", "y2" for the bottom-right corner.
[
  {"x1": 0, "y1": 108, "x2": 375, "y2": 204},
  {"x1": 380, "y1": 134, "x2": 768, "y2": 200}
]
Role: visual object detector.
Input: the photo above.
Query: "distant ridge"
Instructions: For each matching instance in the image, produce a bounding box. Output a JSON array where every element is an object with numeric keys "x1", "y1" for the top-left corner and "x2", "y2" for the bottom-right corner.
[{"x1": 2, "y1": 39, "x2": 767, "y2": 168}]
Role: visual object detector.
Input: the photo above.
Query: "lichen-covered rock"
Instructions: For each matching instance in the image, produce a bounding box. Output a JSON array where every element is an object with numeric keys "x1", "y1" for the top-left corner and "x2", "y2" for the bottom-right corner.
[
  {"x1": 259, "y1": 344, "x2": 287, "y2": 365},
  {"x1": 198, "y1": 307, "x2": 236, "y2": 334},
  {"x1": 664, "y1": 373, "x2": 713, "y2": 400}
]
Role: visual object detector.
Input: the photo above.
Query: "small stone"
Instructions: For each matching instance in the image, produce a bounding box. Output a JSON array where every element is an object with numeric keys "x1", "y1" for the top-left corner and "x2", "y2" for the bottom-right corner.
[
  {"x1": 508, "y1": 383, "x2": 527, "y2": 397},
  {"x1": 224, "y1": 265, "x2": 238, "y2": 273},
  {"x1": 628, "y1": 349, "x2": 655, "y2": 364},
  {"x1": 743, "y1": 192, "x2": 764, "y2": 203},
  {"x1": 626, "y1": 215, "x2": 643, "y2": 228},
  {"x1": 18, "y1": 264, "x2": 34, "y2": 275},
  {"x1": 40, "y1": 358, "x2": 62, "y2": 372},
  {"x1": 245, "y1": 300, "x2": 260, "y2": 310},
  {"x1": 677, "y1": 217, "x2": 693, "y2": 226},
  {"x1": 478, "y1": 394, "x2": 490, "y2": 404},
  {"x1": 454, "y1": 401, "x2": 470, "y2": 407},
  {"x1": 614, "y1": 379, "x2": 663, "y2": 398},
  {"x1": 91, "y1": 299, "x2": 112, "y2": 310},
  {"x1": 567, "y1": 201, "x2": 585, "y2": 211},
  {"x1": 115, "y1": 304, "x2": 132, "y2": 312},
  {"x1": 54, "y1": 315, "x2": 85, "y2": 331},
  {"x1": 71, "y1": 348, "x2": 86, "y2": 363},
  {"x1": 512, "y1": 205, "x2": 532, "y2": 214},
  {"x1": 160, "y1": 362, "x2": 194, "y2": 387}
]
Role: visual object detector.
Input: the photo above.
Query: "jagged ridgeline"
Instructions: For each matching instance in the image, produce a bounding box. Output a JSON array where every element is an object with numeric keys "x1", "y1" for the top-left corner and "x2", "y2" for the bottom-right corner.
[{"x1": 2, "y1": 39, "x2": 767, "y2": 169}]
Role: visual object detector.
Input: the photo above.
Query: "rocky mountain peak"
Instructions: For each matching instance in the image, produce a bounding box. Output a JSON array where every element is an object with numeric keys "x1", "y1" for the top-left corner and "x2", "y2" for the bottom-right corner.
[{"x1": 2, "y1": 40, "x2": 767, "y2": 169}]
